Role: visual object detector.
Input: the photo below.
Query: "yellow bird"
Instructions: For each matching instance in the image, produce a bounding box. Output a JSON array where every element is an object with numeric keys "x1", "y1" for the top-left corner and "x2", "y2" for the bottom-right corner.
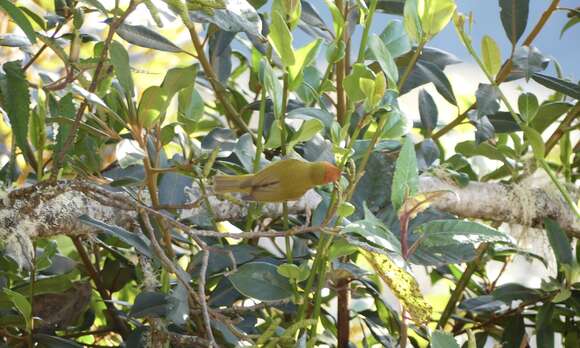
[{"x1": 213, "y1": 159, "x2": 341, "y2": 202}]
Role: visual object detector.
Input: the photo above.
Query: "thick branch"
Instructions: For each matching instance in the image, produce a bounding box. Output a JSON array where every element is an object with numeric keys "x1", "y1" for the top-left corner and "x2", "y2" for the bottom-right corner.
[{"x1": 0, "y1": 177, "x2": 577, "y2": 252}]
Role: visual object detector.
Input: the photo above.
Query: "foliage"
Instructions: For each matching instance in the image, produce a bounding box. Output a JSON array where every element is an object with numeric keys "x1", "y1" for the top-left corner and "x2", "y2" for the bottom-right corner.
[{"x1": 0, "y1": 0, "x2": 578, "y2": 347}]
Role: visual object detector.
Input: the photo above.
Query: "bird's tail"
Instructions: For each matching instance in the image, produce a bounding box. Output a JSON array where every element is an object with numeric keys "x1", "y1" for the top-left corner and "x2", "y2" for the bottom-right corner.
[{"x1": 213, "y1": 175, "x2": 253, "y2": 194}]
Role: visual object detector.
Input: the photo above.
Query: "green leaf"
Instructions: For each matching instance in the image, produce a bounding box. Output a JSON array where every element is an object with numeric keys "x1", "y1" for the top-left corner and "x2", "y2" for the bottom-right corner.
[
  {"x1": 343, "y1": 63, "x2": 375, "y2": 102},
  {"x1": 391, "y1": 137, "x2": 419, "y2": 210},
  {"x1": 3, "y1": 289, "x2": 32, "y2": 331},
  {"x1": 344, "y1": 204, "x2": 401, "y2": 254},
  {"x1": 288, "y1": 39, "x2": 321, "y2": 90},
  {"x1": 0, "y1": 0, "x2": 37, "y2": 43},
  {"x1": 432, "y1": 330, "x2": 460, "y2": 348},
  {"x1": 420, "y1": 0, "x2": 457, "y2": 38},
  {"x1": 517, "y1": 92, "x2": 538, "y2": 124},
  {"x1": 531, "y1": 73, "x2": 580, "y2": 100},
  {"x1": 268, "y1": 11, "x2": 295, "y2": 66},
  {"x1": 53, "y1": 93, "x2": 75, "y2": 157},
  {"x1": 138, "y1": 86, "x2": 169, "y2": 129},
  {"x1": 456, "y1": 141, "x2": 511, "y2": 163},
  {"x1": 2, "y1": 61, "x2": 32, "y2": 160},
  {"x1": 536, "y1": 303, "x2": 555, "y2": 348},
  {"x1": 544, "y1": 219, "x2": 573, "y2": 266},
  {"x1": 287, "y1": 118, "x2": 324, "y2": 149},
  {"x1": 368, "y1": 34, "x2": 398, "y2": 86},
  {"x1": 259, "y1": 60, "x2": 283, "y2": 117},
  {"x1": 161, "y1": 64, "x2": 197, "y2": 99},
  {"x1": 78, "y1": 215, "x2": 153, "y2": 258},
  {"x1": 499, "y1": 0, "x2": 529, "y2": 46},
  {"x1": 488, "y1": 112, "x2": 521, "y2": 133},
  {"x1": 277, "y1": 263, "x2": 307, "y2": 281},
  {"x1": 522, "y1": 125, "x2": 545, "y2": 159},
  {"x1": 109, "y1": 41, "x2": 134, "y2": 97},
  {"x1": 481, "y1": 35, "x2": 501, "y2": 77},
  {"x1": 228, "y1": 262, "x2": 293, "y2": 302},
  {"x1": 378, "y1": 19, "x2": 411, "y2": 58},
  {"x1": 560, "y1": 16, "x2": 580, "y2": 38},
  {"x1": 403, "y1": 0, "x2": 422, "y2": 42},
  {"x1": 531, "y1": 101, "x2": 572, "y2": 133},
  {"x1": 416, "y1": 220, "x2": 513, "y2": 248}
]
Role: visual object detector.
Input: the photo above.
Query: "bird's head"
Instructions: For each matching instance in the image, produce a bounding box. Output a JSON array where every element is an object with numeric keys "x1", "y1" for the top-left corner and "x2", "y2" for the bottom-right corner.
[{"x1": 321, "y1": 162, "x2": 341, "y2": 184}]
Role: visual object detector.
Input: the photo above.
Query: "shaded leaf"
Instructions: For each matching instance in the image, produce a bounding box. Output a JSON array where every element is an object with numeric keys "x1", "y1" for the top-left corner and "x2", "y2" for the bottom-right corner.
[
  {"x1": 130, "y1": 291, "x2": 174, "y2": 318},
  {"x1": 189, "y1": 0, "x2": 263, "y2": 38},
  {"x1": 114, "y1": 22, "x2": 183, "y2": 52},
  {"x1": 391, "y1": 137, "x2": 419, "y2": 211},
  {"x1": 544, "y1": 219, "x2": 573, "y2": 265},
  {"x1": 228, "y1": 262, "x2": 293, "y2": 302},
  {"x1": 532, "y1": 73, "x2": 580, "y2": 100},
  {"x1": 418, "y1": 89, "x2": 437, "y2": 133},
  {"x1": 109, "y1": 41, "x2": 134, "y2": 97},
  {"x1": 499, "y1": 0, "x2": 529, "y2": 46},
  {"x1": 488, "y1": 112, "x2": 521, "y2": 133},
  {"x1": 79, "y1": 215, "x2": 153, "y2": 258}
]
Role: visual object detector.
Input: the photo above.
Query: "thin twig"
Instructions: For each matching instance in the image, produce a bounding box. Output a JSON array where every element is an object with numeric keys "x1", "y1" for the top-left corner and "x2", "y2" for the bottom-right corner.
[{"x1": 198, "y1": 250, "x2": 216, "y2": 347}]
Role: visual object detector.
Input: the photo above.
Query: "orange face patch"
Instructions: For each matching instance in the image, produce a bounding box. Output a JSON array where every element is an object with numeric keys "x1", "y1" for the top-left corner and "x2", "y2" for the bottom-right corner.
[{"x1": 322, "y1": 162, "x2": 341, "y2": 184}]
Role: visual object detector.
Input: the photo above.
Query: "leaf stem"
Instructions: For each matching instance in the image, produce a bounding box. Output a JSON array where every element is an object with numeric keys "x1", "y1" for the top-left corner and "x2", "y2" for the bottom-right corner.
[
  {"x1": 356, "y1": 0, "x2": 378, "y2": 64},
  {"x1": 437, "y1": 244, "x2": 489, "y2": 329}
]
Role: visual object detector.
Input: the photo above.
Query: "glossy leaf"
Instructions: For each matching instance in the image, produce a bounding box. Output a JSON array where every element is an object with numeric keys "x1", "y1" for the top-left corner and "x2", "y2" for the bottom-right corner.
[
  {"x1": 228, "y1": 262, "x2": 293, "y2": 302},
  {"x1": 416, "y1": 220, "x2": 513, "y2": 248},
  {"x1": 400, "y1": 59, "x2": 457, "y2": 105},
  {"x1": 488, "y1": 112, "x2": 520, "y2": 133},
  {"x1": 114, "y1": 22, "x2": 183, "y2": 52},
  {"x1": 475, "y1": 83, "x2": 500, "y2": 117},
  {"x1": 499, "y1": 0, "x2": 529, "y2": 46},
  {"x1": 532, "y1": 73, "x2": 580, "y2": 100},
  {"x1": 378, "y1": 19, "x2": 411, "y2": 58},
  {"x1": 418, "y1": 89, "x2": 438, "y2": 133},
  {"x1": 511, "y1": 46, "x2": 549, "y2": 80},
  {"x1": 391, "y1": 137, "x2": 419, "y2": 211}
]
